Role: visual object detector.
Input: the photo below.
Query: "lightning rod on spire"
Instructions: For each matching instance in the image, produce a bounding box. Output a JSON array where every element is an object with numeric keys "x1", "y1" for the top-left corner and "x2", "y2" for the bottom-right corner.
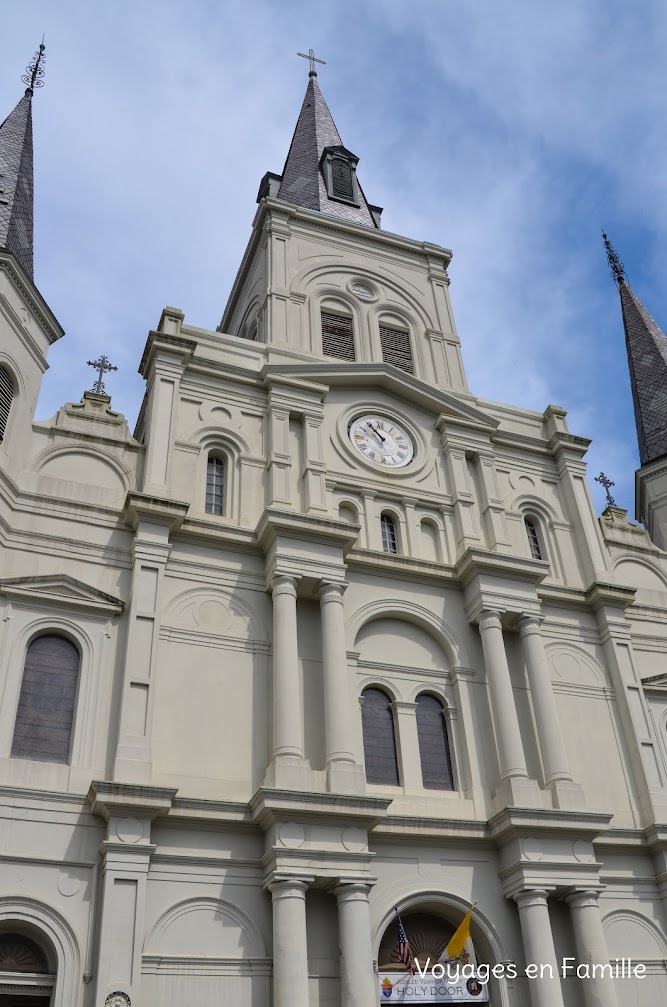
[
  {"x1": 21, "y1": 38, "x2": 46, "y2": 94},
  {"x1": 602, "y1": 229, "x2": 626, "y2": 285}
]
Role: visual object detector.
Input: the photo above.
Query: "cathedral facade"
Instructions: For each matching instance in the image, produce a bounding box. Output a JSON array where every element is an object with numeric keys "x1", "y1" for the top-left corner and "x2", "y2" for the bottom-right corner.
[{"x1": 0, "y1": 44, "x2": 666, "y2": 1007}]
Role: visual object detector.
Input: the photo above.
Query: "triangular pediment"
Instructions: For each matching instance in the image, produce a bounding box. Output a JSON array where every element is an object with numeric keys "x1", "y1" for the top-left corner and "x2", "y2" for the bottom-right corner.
[
  {"x1": 0, "y1": 575, "x2": 124, "y2": 614},
  {"x1": 262, "y1": 361, "x2": 499, "y2": 431}
]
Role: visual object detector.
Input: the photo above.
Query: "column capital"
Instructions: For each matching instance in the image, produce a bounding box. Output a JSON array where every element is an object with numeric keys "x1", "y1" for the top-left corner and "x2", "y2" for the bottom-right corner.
[
  {"x1": 392, "y1": 700, "x2": 418, "y2": 714},
  {"x1": 332, "y1": 881, "x2": 373, "y2": 902},
  {"x1": 478, "y1": 609, "x2": 503, "y2": 631},
  {"x1": 564, "y1": 888, "x2": 603, "y2": 909},
  {"x1": 268, "y1": 877, "x2": 311, "y2": 899},
  {"x1": 513, "y1": 888, "x2": 553, "y2": 908},
  {"x1": 270, "y1": 574, "x2": 300, "y2": 598},
  {"x1": 318, "y1": 580, "x2": 347, "y2": 603},
  {"x1": 518, "y1": 613, "x2": 544, "y2": 636}
]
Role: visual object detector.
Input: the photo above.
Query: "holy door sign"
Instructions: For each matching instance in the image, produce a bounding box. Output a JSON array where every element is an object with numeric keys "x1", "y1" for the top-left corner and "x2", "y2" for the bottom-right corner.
[{"x1": 379, "y1": 973, "x2": 489, "y2": 1002}]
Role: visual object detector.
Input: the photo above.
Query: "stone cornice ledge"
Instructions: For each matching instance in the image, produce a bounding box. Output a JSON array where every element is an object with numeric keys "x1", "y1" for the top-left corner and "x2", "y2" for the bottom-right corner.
[
  {"x1": 123, "y1": 492, "x2": 189, "y2": 532},
  {"x1": 373, "y1": 816, "x2": 490, "y2": 842},
  {"x1": 489, "y1": 807, "x2": 613, "y2": 843},
  {"x1": 138, "y1": 330, "x2": 197, "y2": 377},
  {"x1": 457, "y1": 547, "x2": 549, "y2": 590},
  {"x1": 249, "y1": 787, "x2": 391, "y2": 829},
  {"x1": 88, "y1": 781, "x2": 178, "y2": 820}
]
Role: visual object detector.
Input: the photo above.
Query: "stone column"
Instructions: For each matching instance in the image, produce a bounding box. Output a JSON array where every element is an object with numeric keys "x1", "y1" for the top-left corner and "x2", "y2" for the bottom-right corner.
[
  {"x1": 518, "y1": 616, "x2": 572, "y2": 785},
  {"x1": 270, "y1": 879, "x2": 310, "y2": 1007},
  {"x1": 514, "y1": 889, "x2": 564, "y2": 1007},
  {"x1": 565, "y1": 890, "x2": 618, "y2": 1007},
  {"x1": 334, "y1": 882, "x2": 377, "y2": 1007},
  {"x1": 271, "y1": 576, "x2": 303, "y2": 760},
  {"x1": 478, "y1": 610, "x2": 528, "y2": 780},
  {"x1": 319, "y1": 583, "x2": 363, "y2": 793}
]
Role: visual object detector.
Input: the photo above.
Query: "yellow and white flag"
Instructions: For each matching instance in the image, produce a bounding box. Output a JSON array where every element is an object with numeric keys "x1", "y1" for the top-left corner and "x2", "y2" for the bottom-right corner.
[{"x1": 440, "y1": 904, "x2": 477, "y2": 967}]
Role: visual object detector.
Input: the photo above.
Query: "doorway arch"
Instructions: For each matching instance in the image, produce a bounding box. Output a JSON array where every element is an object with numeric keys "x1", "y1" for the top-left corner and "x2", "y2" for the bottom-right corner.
[
  {"x1": 0, "y1": 900, "x2": 80, "y2": 1007},
  {"x1": 374, "y1": 895, "x2": 512, "y2": 1007}
]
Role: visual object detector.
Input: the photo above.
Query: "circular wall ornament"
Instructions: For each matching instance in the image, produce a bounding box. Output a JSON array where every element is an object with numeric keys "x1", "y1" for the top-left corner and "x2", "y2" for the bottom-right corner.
[
  {"x1": 116, "y1": 818, "x2": 143, "y2": 844},
  {"x1": 105, "y1": 994, "x2": 131, "y2": 1007},
  {"x1": 350, "y1": 281, "x2": 376, "y2": 301},
  {"x1": 278, "y1": 822, "x2": 306, "y2": 848},
  {"x1": 58, "y1": 872, "x2": 81, "y2": 897}
]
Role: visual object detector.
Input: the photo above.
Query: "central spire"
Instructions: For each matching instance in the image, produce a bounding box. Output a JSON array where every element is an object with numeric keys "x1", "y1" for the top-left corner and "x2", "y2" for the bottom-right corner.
[
  {"x1": 605, "y1": 231, "x2": 667, "y2": 466},
  {"x1": 273, "y1": 67, "x2": 379, "y2": 228},
  {"x1": 0, "y1": 41, "x2": 45, "y2": 280}
]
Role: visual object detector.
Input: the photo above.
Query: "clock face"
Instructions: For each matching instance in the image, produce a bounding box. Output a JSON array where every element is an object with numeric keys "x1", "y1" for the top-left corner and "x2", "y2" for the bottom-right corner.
[{"x1": 349, "y1": 414, "x2": 414, "y2": 468}]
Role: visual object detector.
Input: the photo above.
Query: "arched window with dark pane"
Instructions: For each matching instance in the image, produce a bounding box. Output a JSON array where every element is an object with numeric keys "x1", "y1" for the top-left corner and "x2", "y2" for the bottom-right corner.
[
  {"x1": 524, "y1": 517, "x2": 543, "y2": 560},
  {"x1": 416, "y1": 693, "x2": 454, "y2": 790},
  {"x1": 381, "y1": 512, "x2": 398, "y2": 554},
  {"x1": 205, "y1": 454, "x2": 225, "y2": 515},
  {"x1": 0, "y1": 366, "x2": 14, "y2": 443},
  {"x1": 331, "y1": 157, "x2": 354, "y2": 201},
  {"x1": 361, "y1": 687, "x2": 399, "y2": 786},
  {"x1": 11, "y1": 635, "x2": 81, "y2": 763}
]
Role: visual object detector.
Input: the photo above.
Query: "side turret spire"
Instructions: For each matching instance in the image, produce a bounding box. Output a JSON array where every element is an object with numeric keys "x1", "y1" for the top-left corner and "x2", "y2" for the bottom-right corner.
[
  {"x1": 605, "y1": 230, "x2": 667, "y2": 466},
  {"x1": 0, "y1": 40, "x2": 45, "y2": 279}
]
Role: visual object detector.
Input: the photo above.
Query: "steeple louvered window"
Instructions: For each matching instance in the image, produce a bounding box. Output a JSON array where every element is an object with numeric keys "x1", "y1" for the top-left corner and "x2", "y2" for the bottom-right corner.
[
  {"x1": 416, "y1": 694, "x2": 454, "y2": 790},
  {"x1": 525, "y1": 518, "x2": 542, "y2": 560},
  {"x1": 331, "y1": 158, "x2": 354, "y2": 201},
  {"x1": 381, "y1": 513, "x2": 398, "y2": 554},
  {"x1": 11, "y1": 635, "x2": 80, "y2": 764},
  {"x1": 0, "y1": 366, "x2": 13, "y2": 443},
  {"x1": 321, "y1": 311, "x2": 356, "y2": 361},
  {"x1": 380, "y1": 325, "x2": 413, "y2": 374},
  {"x1": 205, "y1": 455, "x2": 225, "y2": 515}
]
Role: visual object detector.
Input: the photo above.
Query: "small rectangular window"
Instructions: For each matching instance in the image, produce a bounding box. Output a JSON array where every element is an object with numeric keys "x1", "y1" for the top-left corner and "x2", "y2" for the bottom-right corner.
[
  {"x1": 321, "y1": 311, "x2": 356, "y2": 361},
  {"x1": 381, "y1": 514, "x2": 398, "y2": 554},
  {"x1": 206, "y1": 456, "x2": 225, "y2": 515},
  {"x1": 380, "y1": 325, "x2": 413, "y2": 374}
]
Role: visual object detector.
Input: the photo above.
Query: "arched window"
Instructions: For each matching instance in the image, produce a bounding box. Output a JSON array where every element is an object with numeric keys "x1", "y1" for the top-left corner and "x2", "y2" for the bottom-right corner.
[
  {"x1": 381, "y1": 513, "x2": 398, "y2": 554},
  {"x1": 524, "y1": 517, "x2": 543, "y2": 560},
  {"x1": 379, "y1": 324, "x2": 413, "y2": 374},
  {"x1": 0, "y1": 366, "x2": 14, "y2": 443},
  {"x1": 205, "y1": 454, "x2": 225, "y2": 515},
  {"x1": 321, "y1": 311, "x2": 356, "y2": 360},
  {"x1": 416, "y1": 694, "x2": 454, "y2": 790},
  {"x1": 11, "y1": 635, "x2": 81, "y2": 764},
  {"x1": 361, "y1": 687, "x2": 399, "y2": 786}
]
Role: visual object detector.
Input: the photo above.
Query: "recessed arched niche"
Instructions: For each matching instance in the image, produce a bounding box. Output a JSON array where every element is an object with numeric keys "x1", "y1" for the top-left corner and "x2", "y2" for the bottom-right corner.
[{"x1": 355, "y1": 618, "x2": 449, "y2": 673}]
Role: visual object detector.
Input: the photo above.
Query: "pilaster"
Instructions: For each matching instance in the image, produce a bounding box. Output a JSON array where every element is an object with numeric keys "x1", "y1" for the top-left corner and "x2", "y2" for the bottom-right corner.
[{"x1": 114, "y1": 493, "x2": 188, "y2": 784}]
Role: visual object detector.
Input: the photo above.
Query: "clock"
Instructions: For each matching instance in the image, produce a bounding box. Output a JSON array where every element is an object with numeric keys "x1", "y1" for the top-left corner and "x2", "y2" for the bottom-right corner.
[{"x1": 349, "y1": 414, "x2": 414, "y2": 468}]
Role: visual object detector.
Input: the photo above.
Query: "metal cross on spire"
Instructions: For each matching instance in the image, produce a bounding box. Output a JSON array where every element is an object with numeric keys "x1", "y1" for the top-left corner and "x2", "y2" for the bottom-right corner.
[
  {"x1": 602, "y1": 230, "x2": 626, "y2": 286},
  {"x1": 87, "y1": 354, "x2": 118, "y2": 395},
  {"x1": 21, "y1": 37, "x2": 46, "y2": 94},
  {"x1": 297, "y1": 48, "x2": 326, "y2": 75},
  {"x1": 595, "y1": 471, "x2": 616, "y2": 508}
]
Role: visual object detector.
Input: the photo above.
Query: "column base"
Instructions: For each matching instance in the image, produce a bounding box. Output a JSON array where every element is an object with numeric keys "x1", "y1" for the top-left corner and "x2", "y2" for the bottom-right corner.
[
  {"x1": 264, "y1": 756, "x2": 313, "y2": 790},
  {"x1": 548, "y1": 779, "x2": 586, "y2": 810},
  {"x1": 113, "y1": 744, "x2": 152, "y2": 784},
  {"x1": 493, "y1": 775, "x2": 543, "y2": 810},
  {"x1": 327, "y1": 760, "x2": 365, "y2": 795}
]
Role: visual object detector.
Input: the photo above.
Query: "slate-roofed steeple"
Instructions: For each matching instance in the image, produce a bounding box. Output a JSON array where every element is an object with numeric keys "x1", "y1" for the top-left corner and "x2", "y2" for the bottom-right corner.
[
  {"x1": 273, "y1": 65, "x2": 379, "y2": 228},
  {"x1": 0, "y1": 42, "x2": 45, "y2": 280},
  {"x1": 604, "y1": 232, "x2": 667, "y2": 466}
]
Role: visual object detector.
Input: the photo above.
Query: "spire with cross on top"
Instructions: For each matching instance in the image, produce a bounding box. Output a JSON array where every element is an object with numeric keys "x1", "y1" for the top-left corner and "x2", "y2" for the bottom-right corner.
[
  {"x1": 297, "y1": 48, "x2": 326, "y2": 76},
  {"x1": 87, "y1": 354, "x2": 118, "y2": 395}
]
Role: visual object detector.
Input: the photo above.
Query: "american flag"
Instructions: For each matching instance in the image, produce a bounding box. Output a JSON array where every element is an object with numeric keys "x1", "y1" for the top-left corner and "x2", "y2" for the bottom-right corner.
[{"x1": 396, "y1": 912, "x2": 414, "y2": 974}]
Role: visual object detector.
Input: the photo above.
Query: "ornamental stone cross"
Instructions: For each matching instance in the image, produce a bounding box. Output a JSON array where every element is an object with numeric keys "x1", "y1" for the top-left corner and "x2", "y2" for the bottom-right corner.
[
  {"x1": 87, "y1": 354, "x2": 118, "y2": 395},
  {"x1": 595, "y1": 471, "x2": 616, "y2": 508}
]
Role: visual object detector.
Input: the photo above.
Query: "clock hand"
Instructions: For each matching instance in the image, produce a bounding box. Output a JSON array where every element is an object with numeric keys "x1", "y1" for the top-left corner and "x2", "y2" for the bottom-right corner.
[{"x1": 366, "y1": 421, "x2": 386, "y2": 443}]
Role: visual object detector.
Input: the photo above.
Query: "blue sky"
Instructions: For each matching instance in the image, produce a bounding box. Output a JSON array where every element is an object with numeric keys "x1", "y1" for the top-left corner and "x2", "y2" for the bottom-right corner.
[{"x1": 3, "y1": 0, "x2": 666, "y2": 515}]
